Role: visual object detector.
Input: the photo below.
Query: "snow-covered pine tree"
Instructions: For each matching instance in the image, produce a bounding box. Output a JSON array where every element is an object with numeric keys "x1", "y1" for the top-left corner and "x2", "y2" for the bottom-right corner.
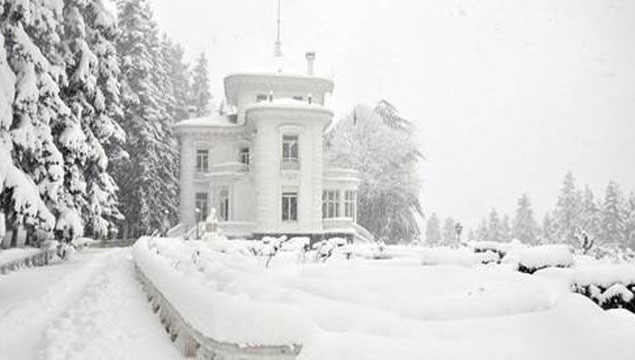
[
  {"x1": 501, "y1": 214, "x2": 512, "y2": 242},
  {"x1": 554, "y1": 172, "x2": 582, "y2": 245},
  {"x1": 624, "y1": 192, "x2": 635, "y2": 250},
  {"x1": 600, "y1": 180, "x2": 626, "y2": 248},
  {"x1": 115, "y1": 0, "x2": 178, "y2": 237},
  {"x1": 579, "y1": 186, "x2": 601, "y2": 246},
  {"x1": 1, "y1": 0, "x2": 87, "y2": 244},
  {"x1": 487, "y1": 209, "x2": 503, "y2": 242},
  {"x1": 441, "y1": 217, "x2": 456, "y2": 246},
  {"x1": 325, "y1": 102, "x2": 423, "y2": 243},
  {"x1": 189, "y1": 51, "x2": 211, "y2": 117},
  {"x1": 512, "y1": 194, "x2": 539, "y2": 244},
  {"x1": 541, "y1": 212, "x2": 557, "y2": 244},
  {"x1": 61, "y1": 0, "x2": 125, "y2": 240},
  {"x1": 475, "y1": 218, "x2": 489, "y2": 242},
  {"x1": 425, "y1": 213, "x2": 441, "y2": 246},
  {"x1": 0, "y1": 31, "x2": 56, "y2": 247},
  {"x1": 162, "y1": 37, "x2": 191, "y2": 121},
  {"x1": 150, "y1": 28, "x2": 179, "y2": 229}
]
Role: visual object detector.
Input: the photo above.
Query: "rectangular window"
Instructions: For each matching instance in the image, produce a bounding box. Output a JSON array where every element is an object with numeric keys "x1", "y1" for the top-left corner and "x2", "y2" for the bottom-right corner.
[
  {"x1": 256, "y1": 94, "x2": 268, "y2": 102},
  {"x1": 240, "y1": 147, "x2": 250, "y2": 165},
  {"x1": 195, "y1": 192, "x2": 209, "y2": 222},
  {"x1": 282, "y1": 192, "x2": 298, "y2": 221},
  {"x1": 196, "y1": 149, "x2": 209, "y2": 173},
  {"x1": 282, "y1": 135, "x2": 299, "y2": 163},
  {"x1": 322, "y1": 190, "x2": 340, "y2": 219},
  {"x1": 344, "y1": 190, "x2": 356, "y2": 218},
  {"x1": 292, "y1": 95, "x2": 303, "y2": 101},
  {"x1": 219, "y1": 187, "x2": 230, "y2": 221}
]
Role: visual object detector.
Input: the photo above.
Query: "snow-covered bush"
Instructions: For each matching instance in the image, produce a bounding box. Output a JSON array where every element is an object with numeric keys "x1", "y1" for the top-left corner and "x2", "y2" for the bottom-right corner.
[
  {"x1": 470, "y1": 241, "x2": 508, "y2": 263},
  {"x1": 517, "y1": 245, "x2": 574, "y2": 274},
  {"x1": 313, "y1": 237, "x2": 350, "y2": 262},
  {"x1": 569, "y1": 264, "x2": 635, "y2": 313}
]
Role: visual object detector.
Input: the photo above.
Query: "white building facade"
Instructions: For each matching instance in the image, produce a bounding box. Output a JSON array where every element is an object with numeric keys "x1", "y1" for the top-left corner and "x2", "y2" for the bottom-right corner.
[{"x1": 174, "y1": 56, "x2": 372, "y2": 242}]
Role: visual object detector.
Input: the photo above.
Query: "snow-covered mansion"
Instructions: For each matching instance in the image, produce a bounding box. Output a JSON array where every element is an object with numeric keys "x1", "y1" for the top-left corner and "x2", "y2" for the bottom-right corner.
[{"x1": 172, "y1": 53, "x2": 372, "y2": 242}]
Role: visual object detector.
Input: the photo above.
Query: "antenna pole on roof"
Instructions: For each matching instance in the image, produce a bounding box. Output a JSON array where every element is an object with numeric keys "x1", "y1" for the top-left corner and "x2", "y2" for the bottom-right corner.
[{"x1": 274, "y1": 0, "x2": 283, "y2": 57}]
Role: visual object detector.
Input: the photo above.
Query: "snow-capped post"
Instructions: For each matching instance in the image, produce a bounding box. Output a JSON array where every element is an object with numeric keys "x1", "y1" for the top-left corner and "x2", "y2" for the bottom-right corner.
[
  {"x1": 454, "y1": 222, "x2": 464, "y2": 248},
  {"x1": 308, "y1": 93, "x2": 313, "y2": 104},
  {"x1": 306, "y1": 51, "x2": 315, "y2": 75},
  {"x1": 268, "y1": 90, "x2": 274, "y2": 102},
  {"x1": 195, "y1": 208, "x2": 201, "y2": 239}
]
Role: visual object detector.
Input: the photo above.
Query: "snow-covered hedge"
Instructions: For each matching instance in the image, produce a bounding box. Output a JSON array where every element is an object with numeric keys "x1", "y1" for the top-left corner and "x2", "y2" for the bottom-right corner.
[
  {"x1": 571, "y1": 265, "x2": 635, "y2": 313},
  {"x1": 421, "y1": 247, "x2": 500, "y2": 266},
  {"x1": 517, "y1": 245, "x2": 574, "y2": 273}
]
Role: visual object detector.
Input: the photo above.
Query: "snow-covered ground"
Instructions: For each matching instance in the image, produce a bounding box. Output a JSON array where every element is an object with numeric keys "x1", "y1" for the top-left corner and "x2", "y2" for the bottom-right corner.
[
  {"x1": 0, "y1": 248, "x2": 181, "y2": 360},
  {"x1": 135, "y1": 237, "x2": 635, "y2": 360}
]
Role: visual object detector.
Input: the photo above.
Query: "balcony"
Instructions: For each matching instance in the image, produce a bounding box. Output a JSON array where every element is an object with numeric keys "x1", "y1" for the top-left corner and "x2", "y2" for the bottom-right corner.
[{"x1": 196, "y1": 162, "x2": 249, "y2": 182}]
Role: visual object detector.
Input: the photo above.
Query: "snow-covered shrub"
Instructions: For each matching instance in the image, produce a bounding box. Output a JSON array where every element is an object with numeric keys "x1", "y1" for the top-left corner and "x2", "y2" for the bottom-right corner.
[
  {"x1": 470, "y1": 241, "x2": 508, "y2": 263},
  {"x1": 262, "y1": 236, "x2": 287, "y2": 267},
  {"x1": 517, "y1": 245, "x2": 574, "y2": 274},
  {"x1": 421, "y1": 247, "x2": 499, "y2": 267}
]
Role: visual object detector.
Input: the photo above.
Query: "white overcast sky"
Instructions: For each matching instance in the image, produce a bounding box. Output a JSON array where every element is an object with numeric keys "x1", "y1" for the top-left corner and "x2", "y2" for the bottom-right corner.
[{"x1": 148, "y1": 0, "x2": 635, "y2": 228}]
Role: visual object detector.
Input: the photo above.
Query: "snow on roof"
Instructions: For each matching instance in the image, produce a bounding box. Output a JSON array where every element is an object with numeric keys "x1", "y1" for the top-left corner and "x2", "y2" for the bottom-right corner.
[
  {"x1": 173, "y1": 115, "x2": 239, "y2": 129},
  {"x1": 245, "y1": 97, "x2": 332, "y2": 113}
]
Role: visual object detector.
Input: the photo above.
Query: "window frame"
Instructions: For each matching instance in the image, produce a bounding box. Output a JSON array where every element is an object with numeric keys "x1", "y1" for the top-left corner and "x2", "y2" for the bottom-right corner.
[
  {"x1": 344, "y1": 190, "x2": 356, "y2": 219},
  {"x1": 281, "y1": 191, "x2": 298, "y2": 222},
  {"x1": 218, "y1": 186, "x2": 230, "y2": 221},
  {"x1": 282, "y1": 134, "x2": 299, "y2": 164},
  {"x1": 195, "y1": 192, "x2": 209, "y2": 222},
  {"x1": 322, "y1": 190, "x2": 340, "y2": 219},
  {"x1": 196, "y1": 149, "x2": 209, "y2": 173},
  {"x1": 239, "y1": 146, "x2": 250, "y2": 165}
]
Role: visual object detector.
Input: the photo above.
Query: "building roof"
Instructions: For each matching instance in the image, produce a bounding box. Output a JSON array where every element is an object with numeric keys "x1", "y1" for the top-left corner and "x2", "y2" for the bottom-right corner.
[
  {"x1": 224, "y1": 72, "x2": 334, "y2": 106},
  {"x1": 172, "y1": 115, "x2": 239, "y2": 130}
]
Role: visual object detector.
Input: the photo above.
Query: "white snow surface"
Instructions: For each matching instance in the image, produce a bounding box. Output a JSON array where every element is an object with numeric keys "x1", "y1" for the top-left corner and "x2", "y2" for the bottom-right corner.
[
  {"x1": 518, "y1": 244, "x2": 574, "y2": 269},
  {"x1": 0, "y1": 248, "x2": 180, "y2": 360},
  {"x1": 133, "y1": 237, "x2": 635, "y2": 359}
]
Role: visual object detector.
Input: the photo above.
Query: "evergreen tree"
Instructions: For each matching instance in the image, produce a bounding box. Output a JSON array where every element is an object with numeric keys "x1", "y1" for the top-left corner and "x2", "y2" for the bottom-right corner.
[
  {"x1": 115, "y1": 0, "x2": 178, "y2": 237},
  {"x1": 501, "y1": 214, "x2": 512, "y2": 242},
  {"x1": 554, "y1": 172, "x2": 582, "y2": 245},
  {"x1": 162, "y1": 37, "x2": 191, "y2": 121},
  {"x1": 425, "y1": 213, "x2": 441, "y2": 246},
  {"x1": 579, "y1": 186, "x2": 601, "y2": 245},
  {"x1": 0, "y1": 31, "x2": 56, "y2": 245},
  {"x1": 624, "y1": 192, "x2": 635, "y2": 250},
  {"x1": 61, "y1": 0, "x2": 125, "y2": 239},
  {"x1": 512, "y1": 194, "x2": 539, "y2": 244},
  {"x1": 541, "y1": 213, "x2": 556, "y2": 244},
  {"x1": 487, "y1": 209, "x2": 503, "y2": 242},
  {"x1": 475, "y1": 218, "x2": 489, "y2": 242},
  {"x1": 325, "y1": 102, "x2": 423, "y2": 243},
  {"x1": 600, "y1": 180, "x2": 626, "y2": 248},
  {"x1": 441, "y1": 217, "x2": 456, "y2": 246},
  {"x1": 190, "y1": 52, "x2": 211, "y2": 117},
  {"x1": 1, "y1": 0, "x2": 85, "y2": 244}
]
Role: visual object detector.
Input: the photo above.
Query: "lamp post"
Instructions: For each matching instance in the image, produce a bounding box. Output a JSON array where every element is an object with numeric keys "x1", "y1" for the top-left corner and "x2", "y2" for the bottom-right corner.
[
  {"x1": 454, "y1": 222, "x2": 464, "y2": 248},
  {"x1": 195, "y1": 208, "x2": 201, "y2": 240}
]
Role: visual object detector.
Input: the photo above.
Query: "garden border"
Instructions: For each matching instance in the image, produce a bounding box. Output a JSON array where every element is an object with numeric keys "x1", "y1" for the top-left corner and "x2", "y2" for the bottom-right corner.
[{"x1": 135, "y1": 263, "x2": 302, "y2": 359}]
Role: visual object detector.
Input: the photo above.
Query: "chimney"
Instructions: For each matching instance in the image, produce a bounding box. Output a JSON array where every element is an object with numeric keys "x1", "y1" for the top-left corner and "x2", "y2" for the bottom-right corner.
[{"x1": 305, "y1": 51, "x2": 316, "y2": 75}]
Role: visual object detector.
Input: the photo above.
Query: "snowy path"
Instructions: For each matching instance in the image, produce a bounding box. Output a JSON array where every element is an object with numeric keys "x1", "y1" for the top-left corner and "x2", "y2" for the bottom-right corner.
[{"x1": 0, "y1": 248, "x2": 182, "y2": 360}]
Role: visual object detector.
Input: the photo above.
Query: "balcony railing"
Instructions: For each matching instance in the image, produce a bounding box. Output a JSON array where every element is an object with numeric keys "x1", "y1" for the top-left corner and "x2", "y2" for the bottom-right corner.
[{"x1": 324, "y1": 168, "x2": 359, "y2": 179}]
